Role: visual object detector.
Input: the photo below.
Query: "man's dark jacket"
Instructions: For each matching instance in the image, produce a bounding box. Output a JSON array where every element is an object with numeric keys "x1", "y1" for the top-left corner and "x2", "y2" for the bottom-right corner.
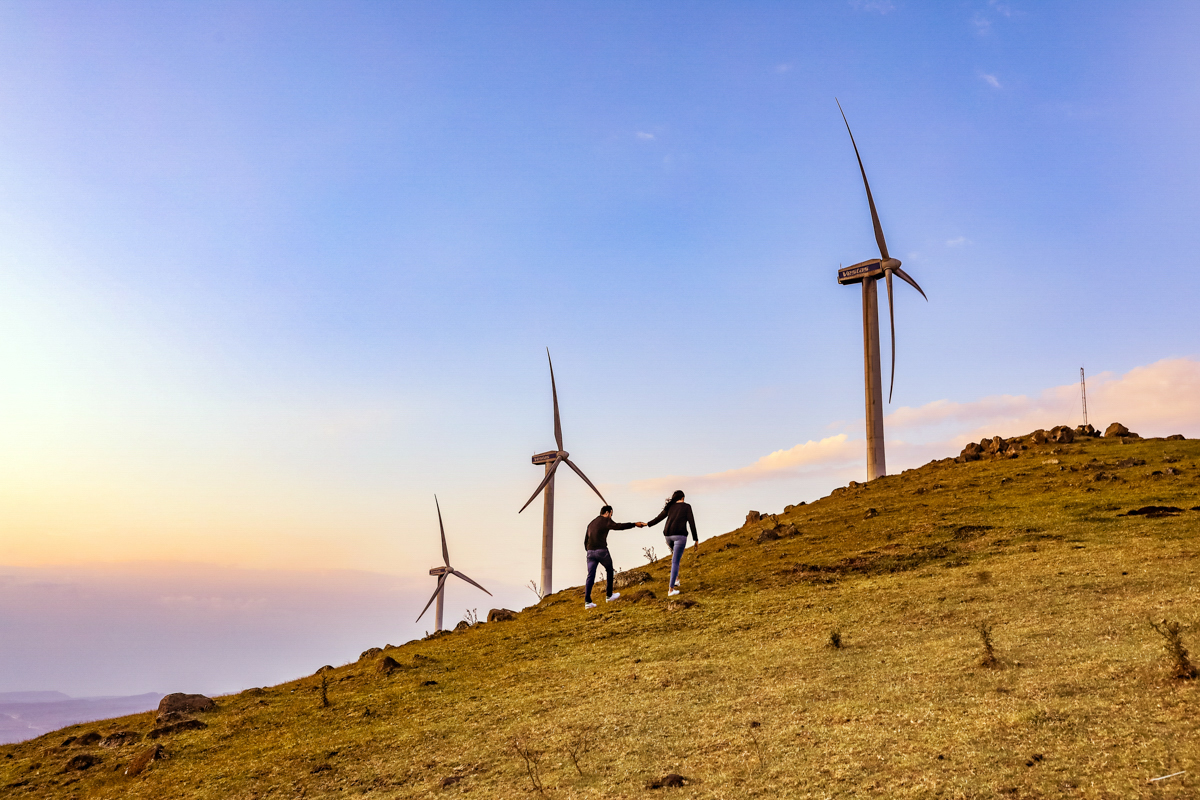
[{"x1": 585, "y1": 515, "x2": 636, "y2": 551}]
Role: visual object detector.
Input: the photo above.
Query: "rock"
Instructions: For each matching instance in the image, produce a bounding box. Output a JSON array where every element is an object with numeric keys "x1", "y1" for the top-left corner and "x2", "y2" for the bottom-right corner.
[
  {"x1": 420, "y1": 680, "x2": 438, "y2": 687},
  {"x1": 1104, "y1": 422, "x2": 1129, "y2": 438},
  {"x1": 986, "y1": 436, "x2": 1006, "y2": 454},
  {"x1": 756, "y1": 530, "x2": 779, "y2": 544},
  {"x1": 124, "y1": 744, "x2": 164, "y2": 777},
  {"x1": 60, "y1": 736, "x2": 77, "y2": 747},
  {"x1": 442, "y1": 775, "x2": 464, "y2": 788},
  {"x1": 864, "y1": 508, "x2": 878, "y2": 519},
  {"x1": 75, "y1": 731, "x2": 102, "y2": 746},
  {"x1": 1050, "y1": 425, "x2": 1075, "y2": 444},
  {"x1": 100, "y1": 731, "x2": 142, "y2": 748},
  {"x1": 359, "y1": 647, "x2": 382, "y2": 661},
  {"x1": 453, "y1": 620, "x2": 471, "y2": 631},
  {"x1": 64, "y1": 753, "x2": 100, "y2": 771},
  {"x1": 614, "y1": 570, "x2": 652, "y2": 589},
  {"x1": 146, "y1": 719, "x2": 207, "y2": 739},
  {"x1": 665, "y1": 598, "x2": 698, "y2": 611},
  {"x1": 847, "y1": 481, "x2": 860, "y2": 489},
  {"x1": 1075, "y1": 423, "x2": 1098, "y2": 437},
  {"x1": 315, "y1": 665, "x2": 334, "y2": 674},
  {"x1": 244, "y1": 687, "x2": 267, "y2": 696},
  {"x1": 648, "y1": 773, "x2": 689, "y2": 789},
  {"x1": 1167, "y1": 434, "x2": 1186, "y2": 441},
  {"x1": 959, "y1": 442, "x2": 983, "y2": 462},
  {"x1": 158, "y1": 693, "x2": 216, "y2": 715},
  {"x1": 376, "y1": 656, "x2": 403, "y2": 676},
  {"x1": 487, "y1": 608, "x2": 518, "y2": 623},
  {"x1": 777, "y1": 523, "x2": 799, "y2": 537},
  {"x1": 1042, "y1": 458, "x2": 1060, "y2": 465},
  {"x1": 1030, "y1": 429, "x2": 1048, "y2": 444},
  {"x1": 745, "y1": 511, "x2": 761, "y2": 525}
]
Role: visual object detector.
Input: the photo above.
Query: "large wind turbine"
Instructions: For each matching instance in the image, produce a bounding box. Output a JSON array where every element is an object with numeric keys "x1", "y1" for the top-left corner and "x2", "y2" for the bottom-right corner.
[
  {"x1": 519, "y1": 349, "x2": 606, "y2": 597},
  {"x1": 835, "y1": 99, "x2": 928, "y2": 481},
  {"x1": 416, "y1": 496, "x2": 492, "y2": 632}
]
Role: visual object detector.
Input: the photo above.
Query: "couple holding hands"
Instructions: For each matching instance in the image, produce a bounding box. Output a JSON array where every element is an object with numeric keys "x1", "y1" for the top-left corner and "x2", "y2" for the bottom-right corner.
[{"x1": 583, "y1": 490, "x2": 698, "y2": 609}]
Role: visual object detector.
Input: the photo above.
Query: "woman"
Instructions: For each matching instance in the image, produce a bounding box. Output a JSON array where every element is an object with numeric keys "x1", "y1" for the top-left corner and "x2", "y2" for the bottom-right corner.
[{"x1": 645, "y1": 490, "x2": 698, "y2": 596}]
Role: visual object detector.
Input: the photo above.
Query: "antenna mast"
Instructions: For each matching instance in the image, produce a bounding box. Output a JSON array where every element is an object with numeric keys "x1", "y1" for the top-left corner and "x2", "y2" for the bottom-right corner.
[{"x1": 1080, "y1": 367, "x2": 1088, "y2": 427}]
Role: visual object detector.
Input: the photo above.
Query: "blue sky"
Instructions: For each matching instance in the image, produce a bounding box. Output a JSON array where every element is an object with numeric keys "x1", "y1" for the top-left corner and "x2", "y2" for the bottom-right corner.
[{"x1": 2, "y1": 1, "x2": 1199, "y2": 696}]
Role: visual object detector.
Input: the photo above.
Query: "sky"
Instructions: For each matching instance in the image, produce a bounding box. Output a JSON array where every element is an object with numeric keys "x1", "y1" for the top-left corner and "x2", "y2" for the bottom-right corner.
[{"x1": 2, "y1": 0, "x2": 1199, "y2": 697}]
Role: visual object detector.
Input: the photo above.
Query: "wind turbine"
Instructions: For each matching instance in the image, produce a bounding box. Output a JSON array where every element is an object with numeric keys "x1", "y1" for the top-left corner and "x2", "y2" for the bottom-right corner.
[
  {"x1": 834, "y1": 99, "x2": 928, "y2": 481},
  {"x1": 416, "y1": 496, "x2": 492, "y2": 632},
  {"x1": 519, "y1": 349, "x2": 606, "y2": 597}
]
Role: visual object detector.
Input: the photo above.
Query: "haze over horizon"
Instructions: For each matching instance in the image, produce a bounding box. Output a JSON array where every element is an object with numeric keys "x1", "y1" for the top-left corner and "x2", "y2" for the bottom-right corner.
[{"x1": 3, "y1": 0, "x2": 1199, "y2": 697}]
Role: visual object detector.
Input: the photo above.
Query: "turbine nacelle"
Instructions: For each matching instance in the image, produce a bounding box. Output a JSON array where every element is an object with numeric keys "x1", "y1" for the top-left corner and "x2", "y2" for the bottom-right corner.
[{"x1": 429, "y1": 566, "x2": 452, "y2": 576}]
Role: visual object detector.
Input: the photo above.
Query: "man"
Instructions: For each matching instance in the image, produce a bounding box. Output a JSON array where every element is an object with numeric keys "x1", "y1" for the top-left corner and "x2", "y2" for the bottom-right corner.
[{"x1": 584, "y1": 506, "x2": 645, "y2": 609}]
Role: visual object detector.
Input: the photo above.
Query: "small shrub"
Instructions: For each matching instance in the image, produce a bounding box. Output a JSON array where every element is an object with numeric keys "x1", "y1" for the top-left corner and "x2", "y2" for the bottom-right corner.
[
  {"x1": 829, "y1": 630, "x2": 843, "y2": 649},
  {"x1": 562, "y1": 725, "x2": 595, "y2": 776},
  {"x1": 643, "y1": 546, "x2": 658, "y2": 564},
  {"x1": 463, "y1": 608, "x2": 479, "y2": 626},
  {"x1": 510, "y1": 738, "x2": 546, "y2": 796},
  {"x1": 1149, "y1": 618, "x2": 1197, "y2": 679},
  {"x1": 978, "y1": 622, "x2": 1001, "y2": 668},
  {"x1": 526, "y1": 580, "x2": 544, "y2": 601}
]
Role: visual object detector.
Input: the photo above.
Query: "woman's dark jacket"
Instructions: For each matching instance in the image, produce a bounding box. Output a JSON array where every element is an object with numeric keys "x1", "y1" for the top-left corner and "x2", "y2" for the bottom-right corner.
[{"x1": 646, "y1": 501, "x2": 697, "y2": 542}]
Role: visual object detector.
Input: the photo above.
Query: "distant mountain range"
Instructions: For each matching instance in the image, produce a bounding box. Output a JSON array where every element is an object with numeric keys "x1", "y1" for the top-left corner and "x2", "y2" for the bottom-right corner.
[{"x1": 0, "y1": 691, "x2": 163, "y2": 745}]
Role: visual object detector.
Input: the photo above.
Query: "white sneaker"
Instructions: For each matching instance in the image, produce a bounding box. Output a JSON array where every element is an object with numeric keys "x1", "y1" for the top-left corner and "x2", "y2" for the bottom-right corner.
[
  {"x1": 607, "y1": 593, "x2": 621, "y2": 602},
  {"x1": 668, "y1": 588, "x2": 680, "y2": 597},
  {"x1": 585, "y1": 602, "x2": 597, "y2": 609}
]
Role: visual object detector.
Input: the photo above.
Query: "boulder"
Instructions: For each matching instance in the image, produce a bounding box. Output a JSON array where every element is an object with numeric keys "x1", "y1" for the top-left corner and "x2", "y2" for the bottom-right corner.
[
  {"x1": 959, "y1": 442, "x2": 983, "y2": 462},
  {"x1": 315, "y1": 665, "x2": 334, "y2": 674},
  {"x1": 487, "y1": 608, "x2": 518, "y2": 623},
  {"x1": 124, "y1": 744, "x2": 164, "y2": 777},
  {"x1": 1104, "y1": 422, "x2": 1129, "y2": 438},
  {"x1": 756, "y1": 530, "x2": 779, "y2": 544},
  {"x1": 986, "y1": 436, "x2": 1005, "y2": 454},
  {"x1": 1030, "y1": 429, "x2": 1048, "y2": 444},
  {"x1": 359, "y1": 647, "x2": 382, "y2": 661},
  {"x1": 64, "y1": 753, "x2": 101, "y2": 771},
  {"x1": 146, "y1": 719, "x2": 207, "y2": 739},
  {"x1": 777, "y1": 523, "x2": 799, "y2": 538},
  {"x1": 100, "y1": 731, "x2": 142, "y2": 748},
  {"x1": 1167, "y1": 434, "x2": 1186, "y2": 441},
  {"x1": 745, "y1": 511, "x2": 762, "y2": 525},
  {"x1": 158, "y1": 693, "x2": 215, "y2": 715},
  {"x1": 453, "y1": 620, "x2": 470, "y2": 631},
  {"x1": 376, "y1": 655, "x2": 403, "y2": 675},
  {"x1": 1075, "y1": 423, "x2": 1098, "y2": 437},
  {"x1": 614, "y1": 570, "x2": 652, "y2": 589},
  {"x1": 1051, "y1": 425, "x2": 1075, "y2": 444},
  {"x1": 75, "y1": 731, "x2": 102, "y2": 746}
]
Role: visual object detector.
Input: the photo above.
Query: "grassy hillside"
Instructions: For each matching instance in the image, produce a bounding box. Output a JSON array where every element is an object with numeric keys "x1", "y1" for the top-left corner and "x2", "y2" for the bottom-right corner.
[{"x1": 4, "y1": 431, "x2": 1200, "y2": 799}]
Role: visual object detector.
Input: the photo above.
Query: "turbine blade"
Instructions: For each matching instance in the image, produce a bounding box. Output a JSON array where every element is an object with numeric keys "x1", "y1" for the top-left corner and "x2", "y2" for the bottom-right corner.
[
  {"x1": 548, "y1": 348, "x2": 563, "y2": 452},
  {"x1": 415, "y1": 573, "x2": 447, "y2": 623},
  {"x1": 836, "y1": 99, "x2": 890, "y2": 262},
  {"x1": 452, "y1": 570, "x2": 493, "y2": 596},
  {"x1": 886, "y1": 270, "x2": 896, "y2": 404},
  {"x1": 435, "y1": 495, "x2": 450, "y2": 566},
  {"x1": 564, "y1": 457, "x2": 607, "y2": 504},
  {"x1": 519, "y1": 456, "x2": 562, "y2": 513},
  {"x1": 892, "y1": 266, "x2": 928, "y2": 301}
]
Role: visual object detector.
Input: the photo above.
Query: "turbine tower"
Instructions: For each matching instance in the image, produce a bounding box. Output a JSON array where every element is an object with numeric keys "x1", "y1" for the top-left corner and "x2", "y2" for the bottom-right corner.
[
  {"x1": 519, "y1": 349, "x2": 606, "y2": 597},
  {"x1": 416, "y1": 496, "x2": 492, "y2": 632},
  {"x1": 835, "y1": 100, "x2": 928, "y2": 480}
]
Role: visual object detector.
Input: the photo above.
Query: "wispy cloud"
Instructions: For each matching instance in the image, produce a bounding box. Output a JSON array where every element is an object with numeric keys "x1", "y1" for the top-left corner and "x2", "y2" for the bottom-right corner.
[
  {"x1": 945, "y1": 236, "x2": 970, "y2": 247},
  {"x1": 631, "y1": 434, "x2": 858, "y2": 493},
  {"x1": 775, "y1": 63, "x2": 794, "y2": 74},
  {"x1": 630, "y1": 358, "x2": 1200, "y2": 493},
  {"x1": 636, "y1": 131, "x2": 655, "y2": 140},
  {"x1": 981, "y1": 73, "x2": 1002, "y2": 89},
  {"x1": 973, "y1": 14, "x2": 992, "y2": 34}
]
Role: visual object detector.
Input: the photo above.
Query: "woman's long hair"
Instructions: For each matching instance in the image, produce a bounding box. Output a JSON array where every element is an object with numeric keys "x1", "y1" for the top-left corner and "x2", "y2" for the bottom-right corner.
[{"x1": 660, "y1": 489, "x2": 685, "y2": 515}]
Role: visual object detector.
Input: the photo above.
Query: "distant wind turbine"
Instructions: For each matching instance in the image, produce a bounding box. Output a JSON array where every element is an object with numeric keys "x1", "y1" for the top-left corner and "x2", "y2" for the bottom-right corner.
[
  {"x1": 834, "y1": 99, "x2": 929, "y2": 481},
  {"x1": 416, "y1": 496, "x2": 492, "y2": 632},
  {"x1": 519, "y1": 349, "x2": 606, "y2": 597}
]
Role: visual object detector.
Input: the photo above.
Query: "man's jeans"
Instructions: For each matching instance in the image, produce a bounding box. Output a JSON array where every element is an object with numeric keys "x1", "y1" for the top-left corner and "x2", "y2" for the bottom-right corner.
[{"x1": 585, "y1": 548, "x2": 615, "y2": 603}]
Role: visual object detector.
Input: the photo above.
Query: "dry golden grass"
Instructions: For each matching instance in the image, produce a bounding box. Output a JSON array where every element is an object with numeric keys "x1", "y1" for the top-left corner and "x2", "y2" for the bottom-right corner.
[{"x1": 4, "y1": 433, "x2": 1200, "y2": 798}]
